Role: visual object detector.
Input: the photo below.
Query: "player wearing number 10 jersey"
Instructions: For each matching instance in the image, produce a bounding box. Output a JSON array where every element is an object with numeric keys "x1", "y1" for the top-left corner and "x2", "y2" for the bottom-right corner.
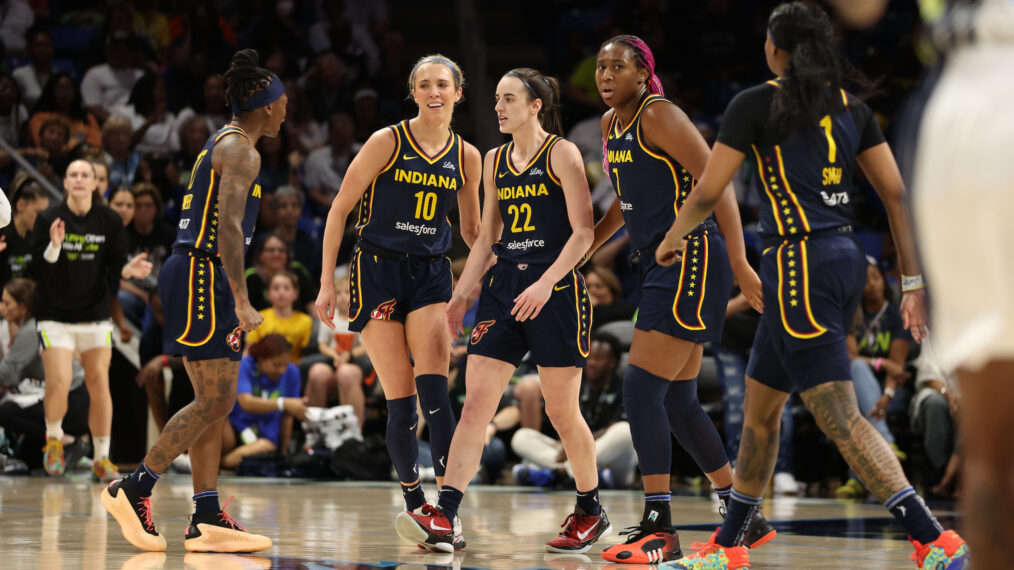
[{"x1": 315, "y1": 55, "x2": 481, "y2": 547}]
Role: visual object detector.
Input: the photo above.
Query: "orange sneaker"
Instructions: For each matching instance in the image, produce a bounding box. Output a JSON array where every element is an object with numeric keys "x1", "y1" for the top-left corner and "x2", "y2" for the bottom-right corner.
[
  {"x1": 184, "y1": 497, "x2": 272, "y2": 553},
  {"x1": 101, "y1": 477, "x2": 167, "y2": 552},
  {"x1": 92, "y1": 457, "x2": 121, "y2": 482},
  {"x1": 42, "y1": 438, "x2": 65, "y2": 476},
  {"x1": 910, "y1": 530, "x2": 968, "y2": 569},
  {"x1": 659, "y1": 531, "x2": 750, "y2": 569}
]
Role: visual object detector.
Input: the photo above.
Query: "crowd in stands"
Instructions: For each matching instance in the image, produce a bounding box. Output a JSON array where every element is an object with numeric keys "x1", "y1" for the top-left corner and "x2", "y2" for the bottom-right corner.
[{"x1": 0, "y1": 0, "x2": 958, "y2": 500}]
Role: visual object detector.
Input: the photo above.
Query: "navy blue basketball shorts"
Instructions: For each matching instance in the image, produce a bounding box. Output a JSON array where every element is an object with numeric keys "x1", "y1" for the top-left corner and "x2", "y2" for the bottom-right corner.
[
  {"x1": 635, "y1": 229, "x2": 733, "y2": 344},
  {"x1": 160, "y1": 252, "x2": 243, "y2": 362},
  {"x1": 746, "y1": 234, "x2": 866, "y2": 393},
  {"x1": 467, "y1": 260, "x2": 591, "y2": 368},
  {"x1": 347, "y1": 244, "x2": 452, "y2": 333}
]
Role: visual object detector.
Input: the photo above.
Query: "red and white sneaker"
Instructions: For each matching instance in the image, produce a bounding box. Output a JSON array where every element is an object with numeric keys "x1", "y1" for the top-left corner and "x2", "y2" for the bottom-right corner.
[
  {"x1": 395, "y1": 504, "x2": 456, "y2": 553},
  {"x1": 546, "y1": 510, "x2": 613, "y2": 553}
]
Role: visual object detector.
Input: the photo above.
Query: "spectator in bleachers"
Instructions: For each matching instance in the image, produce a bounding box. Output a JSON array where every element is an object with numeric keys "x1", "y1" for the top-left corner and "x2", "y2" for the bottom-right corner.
[
  {"x1": 908, "y1": 335, "x2": 961, "y2": 499},
  {"x1": 80, "y1": 31, "x2": 145, "y2": 124},
  {"x1": 283, "y1": 78, "x2": 327, "y2": 153},
  {"x1": 0, "y1": 0, "x2": 34, "y2": 56},
  {"x1": 302, "y1": 52, "x2": 353, "y2": 124},
  {"x1": 13, "y1": 26, "x2": 55, "y2": 110},
  {"x1": 245, "y1": 271, "x2": 314, "y2": 364},
  {"x1": 351, "y1": 87, "x2": 380, "y2": 145},
  {"x1": 100, "y1": 114, "x2": 141, "y2": 193},
  {"x1": 129, "y1": 0, "x2": 171, "y2": 63},
  {"x1": 164, "y1": 4, "x2": 236, "y2": 111},
  {"x1": 309, "y1": 0, "x2": 382, "y2": 78},
  {"x1": 246, "y1": 232, "x2": 316, "y2": 313},
  {"x1": 0, "y1": 278, "x2": 90, "y2": 471},
  {"x1": 222, "y1": 334, "x2": 307, "y2": 469},
  {"x1": 117, "y1": 182, "x2": 172, "y2": 328},
  {"x1": 583, "y1": 265, "x2": 634, "y2": 330},
  {"x1": 254, "y1": 124, "x2": 300, "y2": 196},
  {"x1": 305, "y1": 274, "x2": 376, "y2": 427},
  {"x1": 838, "y1": 256, "x2": 912, "y2": 499},
  {"x1": 303, "y1": 112, "x2": 359, "y2": 213},
  {"x1": 107, "y1": 187, "x2": 133, "y2": 227},
  {"x1": 511, "y1": 333, "x2": 637, "y2": 489},
  {"x1": 114, "y1": 73, "x2": 179, "y2": 155},
  {"x1": 27, "y1": 72, "x2": 102, "y2": 151},
  {"x1": 175, "y1": 75, "x2": 229, "y2": 136},
  {"x1": 87, "y1": 157, "x2": 110, "y2": 198},
  {"x1": 0, "y1": 173, "x2": 49, "y2": 284},
  {"x1": 273, "y1": 185, "x2": 321, "y2": 280},
  {"x1": 27, "y1": 116, "x2": 72, "y2": 185}
]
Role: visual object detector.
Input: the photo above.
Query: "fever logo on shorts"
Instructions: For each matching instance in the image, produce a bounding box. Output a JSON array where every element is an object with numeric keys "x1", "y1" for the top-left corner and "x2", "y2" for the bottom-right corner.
[
  {"x1": 370, "y1": 299, "x2": 397, "y2": 320},
  {"x1": 226, "y1": 326, "x2": 242, "y2": 352},
  {"x1": 470, "y1": 320, "x2": 495, "y2": 345}
]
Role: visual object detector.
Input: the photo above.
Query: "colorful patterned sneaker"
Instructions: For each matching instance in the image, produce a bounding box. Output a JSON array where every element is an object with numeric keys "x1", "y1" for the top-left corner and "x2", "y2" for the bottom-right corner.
[
  {"x1": 546, "y1": 510, "x2": 613, "y2": 553},
  {"x1": 183, "y1": 497, "x2": 272, "y2": 553},
  {"x1": 395, "y1": 503, "x2": 455, "y2": 553},
  {"x1": 659, "y1": 531, "x2": 749, "y2": 569},
  {"x1": 92, "y1": 457, "x2": 121, "y2": 483},
  {"x1": 910, "y1": 530, "x2": 968, "y2": 569},
  {"x1": 601, "y1": 518, "x2": 682, "y2": 564},
  {"x1": 42, "y1": 438, "x2": 65, "y2": 476},
  {"x1": 101, "y1": 477, "x2": 167, "y2": 552}
]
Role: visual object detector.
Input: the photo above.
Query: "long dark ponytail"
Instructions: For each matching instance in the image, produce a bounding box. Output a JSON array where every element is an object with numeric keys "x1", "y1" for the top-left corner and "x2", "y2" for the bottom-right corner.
[
  {"x1": 768, "y1": 2, "x2": 874, "y2": 132},
  {"x1": 504, "y1": 68, "x2": 563, "y2": 136}
]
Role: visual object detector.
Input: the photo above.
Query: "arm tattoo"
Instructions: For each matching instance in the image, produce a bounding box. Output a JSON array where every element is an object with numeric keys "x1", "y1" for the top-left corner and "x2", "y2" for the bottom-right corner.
[{"x1": 216, "y1": 138, "x2": 260, "y2": 301}]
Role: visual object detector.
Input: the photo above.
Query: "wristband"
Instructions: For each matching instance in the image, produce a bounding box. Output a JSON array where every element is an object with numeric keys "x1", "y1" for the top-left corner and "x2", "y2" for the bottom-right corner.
[
  {"x1": 43, "y1": 242, "x2": 60, "y2": 263},
  {"x1": 901, "y1": 274, "x2": 925, "y2": 292},
  {"x1": 884, "y1": 387, "x2": 896, "y2": 399},
  {"x1": 161, "y1": 354, "x2": 170, "y2": 367},
  {"x1": 874, "y1": 357, "x2": 883, "y2": 372},
  {"x1": 277, "y1": 397, "x2": 285, "y2": 411}
]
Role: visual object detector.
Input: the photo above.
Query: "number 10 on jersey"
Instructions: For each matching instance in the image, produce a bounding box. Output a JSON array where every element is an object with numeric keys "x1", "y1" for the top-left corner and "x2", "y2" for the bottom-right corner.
[{"x1": 414, "y1": 191, "x2": 437, "y2": 220}]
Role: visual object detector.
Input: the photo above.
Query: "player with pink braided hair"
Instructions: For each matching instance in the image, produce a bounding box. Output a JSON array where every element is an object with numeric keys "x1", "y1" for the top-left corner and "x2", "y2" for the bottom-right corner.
[{"x1": 585, "y1": 35, "x2": 774, "y2": 564}]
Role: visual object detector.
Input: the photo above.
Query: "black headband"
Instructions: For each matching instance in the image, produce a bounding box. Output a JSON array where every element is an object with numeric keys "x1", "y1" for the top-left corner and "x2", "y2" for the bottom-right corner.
[{"x1": 506, "y1": 71, "x2": 539, "y2": 100}]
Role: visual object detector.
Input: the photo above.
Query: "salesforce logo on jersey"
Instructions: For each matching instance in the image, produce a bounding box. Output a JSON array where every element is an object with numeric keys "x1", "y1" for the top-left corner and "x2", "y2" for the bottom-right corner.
[{"x1": 396, "y1": 221, "x2": 437, "y2": 236}]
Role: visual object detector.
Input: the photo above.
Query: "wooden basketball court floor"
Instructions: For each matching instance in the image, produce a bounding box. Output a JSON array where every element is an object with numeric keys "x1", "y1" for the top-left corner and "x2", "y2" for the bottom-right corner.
[{"x1": 0, "y1": 475, "x2": 960, "y2": 569}]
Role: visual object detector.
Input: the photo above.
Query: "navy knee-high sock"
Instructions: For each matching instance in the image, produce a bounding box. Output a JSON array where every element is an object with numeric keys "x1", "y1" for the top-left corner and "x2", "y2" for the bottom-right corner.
[
  {"x1": 885, "y1": 488, "x2": 943, "y2": 544},
  {"x1": 623, "y1": 365, "x2": 673, "y2": 476},
  {"x1": 665, "y1": 378, "x2": 729, "y2": 474},
  {"x1": 415, "y1": 374, "x2": 455, "y2": 478},
  {"x1": 386, "y1": 395, "x2": 425, "y2": 510}
]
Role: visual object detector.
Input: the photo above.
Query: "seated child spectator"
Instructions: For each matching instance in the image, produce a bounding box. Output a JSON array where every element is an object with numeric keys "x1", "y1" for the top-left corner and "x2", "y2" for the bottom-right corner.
[
  {"x1": 221, "y1": 334, "x2": 307, "y2": 469},
  {"x1": 244, "y1": 272, "x2": 312, "y2": 364}
]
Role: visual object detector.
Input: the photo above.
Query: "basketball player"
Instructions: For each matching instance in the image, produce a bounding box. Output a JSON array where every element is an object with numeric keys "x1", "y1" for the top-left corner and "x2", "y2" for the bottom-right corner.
[
  {"x1": 395, "y1": 67, "x2": 609, "y2": 555},
  {"x1": 101, "y1": 49, "x2": 285, "y2": 553},
  {"x1": 588, "y1": 36, "x2": 775, "y2": 564},
  {"x1": 651, "y1": 4, "x2": 967, "y2": 568},
  {"x1": 314, "y1": 55, "x2": 481, "y2": 547}
]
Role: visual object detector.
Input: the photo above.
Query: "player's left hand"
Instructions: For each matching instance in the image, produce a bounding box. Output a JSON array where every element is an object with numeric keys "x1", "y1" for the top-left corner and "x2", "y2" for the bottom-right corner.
[
  {"x1": 124, "y1": 252, "x2": 153, "y2": 279},
  {"x1": 734, "y1": 264, "x2": 764, "y2": 313},
  {"x1": 512, "y1": 279, "x2": 552, "y2": 322},
  {"x1": 900, "y1": 289, "x2": 928, "y2": 343},
  {"x1": 655, "y1": 232, "x2": 686, "y2": 267}
]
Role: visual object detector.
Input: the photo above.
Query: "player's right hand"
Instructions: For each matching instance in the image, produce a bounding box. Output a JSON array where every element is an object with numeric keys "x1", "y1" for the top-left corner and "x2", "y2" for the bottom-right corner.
[
  {"x1": 446, "y1": 293, "x2": 467, "y2": 336},
  {"x1": 315, "y1": 285, "x2": 337, "y2": 330},
  {"x1": 235, "y1": 301, "x2": 263, "y2": 331},
  {"x1": 49, "y1": 218, "x2": 65, "y2": 247}
]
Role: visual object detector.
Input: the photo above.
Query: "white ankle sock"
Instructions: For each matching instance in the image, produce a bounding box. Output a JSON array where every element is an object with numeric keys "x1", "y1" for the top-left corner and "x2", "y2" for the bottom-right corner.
[
  {"x1": 94, "y1": 436, "x2": 110, "y2": 460},
  {"x1": 45, "y1": 420, "x2": 64, "y2": 442}
]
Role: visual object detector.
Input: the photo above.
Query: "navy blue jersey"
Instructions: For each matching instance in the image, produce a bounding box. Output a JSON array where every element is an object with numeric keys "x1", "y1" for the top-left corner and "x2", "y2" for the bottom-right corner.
[
  {"x1": 355, "y1": 120, "x2": 466, "y2": 256},
  {"x1": 717, "y1": 80, "x2": 885, "y2": 240},
  {"x1": 490, "y1": 135, "x2": 571, "y2": 265},
  {"x1": 174, "y1": 125, "x2": 262, "y2": 256},
  {"x1": 606, "y1": 94, "x2": 697, "y2": 250}
]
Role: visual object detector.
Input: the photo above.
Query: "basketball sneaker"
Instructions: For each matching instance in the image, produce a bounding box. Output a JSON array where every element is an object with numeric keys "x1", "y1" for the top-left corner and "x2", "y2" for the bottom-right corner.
[
  {"x1": 411, "y1": 509, "x2": 467, "y2": 552},
  {"x1": 717, "y1": 496, "x2": 776, "y2": 549},
  {"x1": 545, "y1": 510, "x2": 613, "y2": 553},
  {"x1": 42, "y1": 438, "x2": 65, "y2": 476},
  {"x1": 659, "y1": 531, "x2": 749, "y2": 569},
  {"x1": 395, "y1": 503, "x2": 455, "y2": 553},
  {"x1": 92, "y1": 457, "x2": 121, "y2": 483},
  {"x1": 910, "y1": 530, "x2": 968, "y2": 569},
  {"x1": 601, "y1": 516, "x2": 682, "y2": 564},
  {"x1": 183, "y1": 497, "x2": 272, "y2": 553},
  {"x1": 101, "y1": 477, "x2": 167, "y2": 552}
]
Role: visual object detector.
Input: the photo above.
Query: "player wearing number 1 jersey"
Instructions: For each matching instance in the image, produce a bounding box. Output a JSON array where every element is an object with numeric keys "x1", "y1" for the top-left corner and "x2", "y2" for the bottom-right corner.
[
  {"x1": 654, "y1": 4, "x2": 967, "y2": 569},
  {"x1": 315, "y1": 55, "x2": 481, "y2": 547}
]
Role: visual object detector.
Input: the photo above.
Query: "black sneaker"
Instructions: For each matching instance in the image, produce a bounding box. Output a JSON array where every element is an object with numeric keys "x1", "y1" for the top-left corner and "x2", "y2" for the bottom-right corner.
[
  {"x1": 183, "y1": 497, "x2": 272, "y2": 553},
  {"x1": 719, "y1": 495, "x2": 777, "y2": 549},
  {"x1": 101, "y1": 477, "x2": 167, "y2": 552}
]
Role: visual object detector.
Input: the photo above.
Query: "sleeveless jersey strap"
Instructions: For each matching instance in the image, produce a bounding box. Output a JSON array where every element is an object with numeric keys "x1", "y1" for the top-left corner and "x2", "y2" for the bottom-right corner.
[
  {"x1": 545, "y1": 135, "x2": 563, "y2": 185},
  {"x1": 214, "y1": 125, "x2": 250, "y2": 143}
]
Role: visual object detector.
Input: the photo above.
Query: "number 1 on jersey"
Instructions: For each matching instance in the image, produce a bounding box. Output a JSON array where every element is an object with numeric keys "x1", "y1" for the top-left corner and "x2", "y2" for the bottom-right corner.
[{"x1": 819, "y1": 115, "x2": 837, "y2": 163}]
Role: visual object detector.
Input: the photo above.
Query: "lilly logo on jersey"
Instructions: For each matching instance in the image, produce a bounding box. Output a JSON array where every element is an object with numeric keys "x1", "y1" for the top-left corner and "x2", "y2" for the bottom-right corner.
[
  {"x1": 607, "y1": 149, "x2": 634, "y2": 163},
  {"x1": 394, "y1": 168, "x2": 458, "y2": 190},
  {"x1": 497, "y1": 183, "x2": 549, "y2": 201},
  {"x1": 226, "y1": 326, "x2": 242, "y2": 352},
  {"x1": 442, "y1": 160, "x2": 456, "y2": 171},
  {"x1": 529, "y1": 167, "x2": 544, "y2": 176},
  {"x1": 470, "y1": 320, "x2": 495, "y2": 345},
  {"x1": 625, "y1": 133, "x2": 633, "y2": 141},
  {"x1": 370, "y1": 299, "x2": 397, "y2": 320}
]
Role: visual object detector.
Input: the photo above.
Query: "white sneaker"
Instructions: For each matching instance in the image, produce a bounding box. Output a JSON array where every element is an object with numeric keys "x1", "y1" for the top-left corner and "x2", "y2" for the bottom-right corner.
[
  {"x1": 773, "y1": 471, "x2": 800, "y2": 496},
  {"x1": 171, "y1": 453, "x2": 192, "y2": 474}
]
